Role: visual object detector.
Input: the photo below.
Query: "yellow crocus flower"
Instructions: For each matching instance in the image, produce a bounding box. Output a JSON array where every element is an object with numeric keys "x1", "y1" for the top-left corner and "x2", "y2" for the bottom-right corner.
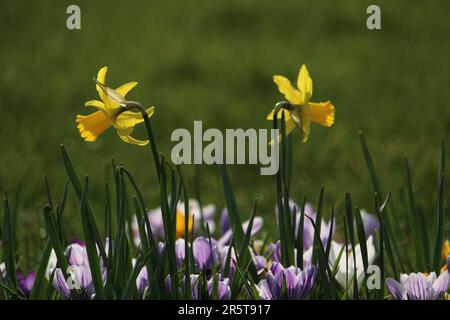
[
  {"x1": 175, "y1": 210, "x2": 194, "y2": 239},
  {"x1": 441, "y1": 240, "x2": 450, "y2": 272},
  {"x1": 76, "y1": 66, "x2": 155, "y2": 146},
  {"x1": 267, "y1": 65, "x2": 335, "y2": 142},
  {"x1": 443, "y1": 240, "x2": 450, "y2": 259}
]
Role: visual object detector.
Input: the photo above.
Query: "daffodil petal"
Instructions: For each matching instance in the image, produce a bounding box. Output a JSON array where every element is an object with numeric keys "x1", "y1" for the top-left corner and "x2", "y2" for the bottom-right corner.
[
  {"x1": 117, "y1": 128, "x2": 149, "y2": 146},
  {"x1": 76, "y1": 110, "x2": 112, "y2": 142},
  {"x1": 96, "y1": 66, "x2": 108, "y2": 102},
  {"x1": 307, "y1": 101, "x2": 335, "y2": 127},
  {"x1": 301, "y1": 109, "x2": 311, "y2": 142},
  {"x1": 297, "y1": 65, "x2": 313, "y2": 102},
  {"x1": 113, "y1": 107, "x2": 155, "y2": 129},
  {"x1": 266, "y1": 108, "x2": 292, "y2": 121},
  {"x1": 115, "y1": 82, "x2": 138, "y2": 98},
  {"x1": 273, "y1": 75, "x2": 303, "y2": 105},
  {"x1": 269, "y1": 117, "x2": 296, "y2": 145},
  {"x1": 85, "y1": 99, "x2": 107, "y2": 112}
]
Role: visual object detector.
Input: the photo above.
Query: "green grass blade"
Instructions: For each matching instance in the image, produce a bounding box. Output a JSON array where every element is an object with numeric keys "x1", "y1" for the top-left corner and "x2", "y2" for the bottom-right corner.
[
  {"x1": 307, "y1": 215, "x2": 338, "y2": 299},
  {"x1": 432, "y1": 173, "x2": 445, "y2": 273},
  {"x1": 159, "y1": 157, "x2": 179, "y2": 299},
  {"x1": 177, "y1": 165, "x2": 192, "y2": 300},
  {"x1": 325, "y1": 198, "x2": 335, "y2": 262},
  {"x1": 374, "y1": 194, "x2": 385, "y2": 299},
  {"x1": 2, "y1": 193, "x2": 17, "y2": 290},
  {"x1": 295, "y1": 196, "x2": 306, "y2": 269},
  {"x1": 60, "y1": 145, "x2": 107, "y2": 262},
  {"x1": 354, "y1": 207, "x2": 369, "y2": 298},
  {"x1": 79, "y1": 177, "x2": 104, "y2": 299},
  {"x1": 29, "y1": 241, "x2": 53, "y2": 299},
  {"x1": 375, "y1": 192, "x2": 398, "y2": 279},
  {"x1": 432, "y1": 137, "x2": 445, "y2": 273},
  {"x1": 344, "y1": 193, "x2": 358, "y2": 299},
  {"x1": 359, "y1": 132, "x2": 403, "y2": 272},
  {"x1": 312, "y1": 187, "x2": 324, "y2": 265},
  {"x1": 43, "y1": 205, "x2": 68, "y2": 273},
  {"x1": 404, "y1": 157, "x2": 425, "y2": 269},
  {"x1": 220, "y1": 164, "x2": 257, "y2": 279}
]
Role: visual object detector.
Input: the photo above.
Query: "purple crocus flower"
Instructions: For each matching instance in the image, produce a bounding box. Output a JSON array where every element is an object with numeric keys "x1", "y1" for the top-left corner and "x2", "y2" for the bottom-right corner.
[
  {"x1": 386, "y1": 270, "x2": 450, "y2": 300},
  {"x1": 132, "y1": 258, "x2": 149, "y2": 298},
  {"x1": 278, "y1": 201, "x2": 334, "y2": 251},
  {"x1": 50, "y1": 240, "x2": 107, "y2": 299},
  {"x1": 166, "y1": 274, "x2": 231, "y2": 300},
  {"x1": 193, "y1": 237, "x2": 219, "y2": 271},
  {"x1": 17, "y1": 272, "x2": 35, "y2": 297},
  {"x1": 268, "y1": 240, "x2": 313, "y2": 269},
  {"x1": 175, "y1": 238, "x2": 187, "y2": 268},
  {"x1": 256, "y1": 262, "x2": 316, "y2": 300},
  {"x1": 218, "y1": 209, "x2": 264, "y2": 247},
  {"x1": 253, "y1": 255, "x2": 268, "y2": 275},
  {"x1": 219, "y1": 245, "x2": 267, "y2": 278},
  {"x1": 66, "y1": 242, "x2": 89, "y2": 267},
  {"x1": 219, "y1": 245, "x2": 236, "y2": 276},
  {"x1": 53, "y1": 265, "x2": 95, "y2": 299},
  {"x1": 360, "y1": 209, "x2": 380, "y2": 238}
]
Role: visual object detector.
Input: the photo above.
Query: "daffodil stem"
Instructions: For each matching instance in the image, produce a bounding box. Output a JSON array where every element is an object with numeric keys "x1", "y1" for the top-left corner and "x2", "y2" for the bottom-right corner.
[{"x1": 125, "y1": 102, "x2": 161, "y2": 181}]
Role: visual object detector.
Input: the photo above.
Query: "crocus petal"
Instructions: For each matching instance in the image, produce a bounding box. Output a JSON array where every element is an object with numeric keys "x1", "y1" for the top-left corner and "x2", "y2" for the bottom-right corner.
[
  {"x1": 431, "y1": 271, "x2": 450, "y2": 299},
  {"x1": 202, "y1": 204, "x2": 216, "y2": 229},
  {"x1": 136, "y1": 265, "x2": 149, "y2": 298},
  {"x1": 270, "y1": 261, "x2": 284, "y2": 276},
  {"x1": 218, "y1": 216, "x2": 263, "y2": 246},
  {"x1": 175, "y1": 238, "x2": 187, "y2": 268},
  {"x1": 404, "y1": 273, "x2": 428, "y2": 300},
  {"x1": 220, "y1": 209, "x2": 230, "y2": 235},
  {"x1": 208, "y1": 277, "x2": 231, "y2": 300},
  {"x1": 257, "y1": 279, "x2": 273, "y2": 300},
  {"x1": 17, "y1": 272, "x2": 35, "y2": 297},
  {"x1": 193, "y1": 237, "x2": 218, "y2": 270},
  {"x1": 66, "y1": 243, "x2": 88, "y2": 267},
  {"x1": 253, "y1": 255, "x2": 267, "y2": 274},
  {"x1": 46, "y1": 250, "x2": 58, "y2": 279},
  {"x1": 443, "y1": 240, "x2": 450, "y2": 260},
  {"x1": 386, "y1": 278, "x2": 406, "y2": 300},
  {"x1": 360, "y1": 209, "x2": 380, "y2": 238},
  {"x1": 53, "y1": 268, "x2": 71, "y2": 299}
]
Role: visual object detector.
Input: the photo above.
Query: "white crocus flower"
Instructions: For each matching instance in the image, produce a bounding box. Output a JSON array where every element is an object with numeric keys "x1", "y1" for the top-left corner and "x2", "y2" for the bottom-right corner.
[{"x1": 328, "y1": 235, "x2": 376, "y2": 294}]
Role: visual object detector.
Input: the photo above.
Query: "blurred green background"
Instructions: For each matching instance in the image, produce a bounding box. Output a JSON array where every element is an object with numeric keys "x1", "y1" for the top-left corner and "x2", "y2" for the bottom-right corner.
[{"x1": 1, "y1": 0, "x2": 450, "y2": 266}]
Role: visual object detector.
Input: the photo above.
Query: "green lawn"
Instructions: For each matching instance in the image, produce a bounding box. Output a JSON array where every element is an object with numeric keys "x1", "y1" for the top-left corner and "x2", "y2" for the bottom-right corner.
[{"x1": 1, "y1": 0, "x2": 450, "y2": 267}]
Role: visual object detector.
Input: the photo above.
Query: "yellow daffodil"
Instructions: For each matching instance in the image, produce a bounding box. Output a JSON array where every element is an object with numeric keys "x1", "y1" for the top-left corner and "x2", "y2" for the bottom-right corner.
[
  {"x1": 267, "y1": 64, "x2": 335, "y2": 142},
  {"x1": 76, "y1": 66, "x2": 155, "y2": 146}
]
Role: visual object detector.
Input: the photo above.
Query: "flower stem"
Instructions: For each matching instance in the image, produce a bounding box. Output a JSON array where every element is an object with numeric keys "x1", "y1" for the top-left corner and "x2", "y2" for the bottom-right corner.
[{"x1": 125, "y1": 101, "x2": 161, "y2": 180}]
